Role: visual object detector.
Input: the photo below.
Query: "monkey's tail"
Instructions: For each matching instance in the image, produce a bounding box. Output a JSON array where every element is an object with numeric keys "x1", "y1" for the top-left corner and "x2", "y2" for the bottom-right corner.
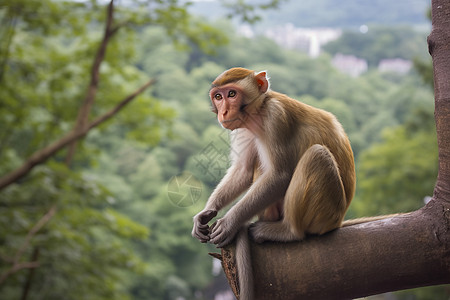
[
  {"x1": 236, "y1": 224, "x2": 254, "y2": 300},
  {"x1": 342, "y1": 213, "x2": 402, "y2": 227}
]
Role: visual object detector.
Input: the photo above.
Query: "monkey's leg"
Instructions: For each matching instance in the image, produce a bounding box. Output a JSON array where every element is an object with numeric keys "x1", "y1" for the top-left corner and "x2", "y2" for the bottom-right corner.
[
  {"x1": 286, "y1": 144, "x2": 347, "y2": 237},
  {"x1": 249, "y1": 220, "x2": 301, "y2": 243},
  {"x1": 250, "y1": 144, "x2": 347, "y2": 243}
]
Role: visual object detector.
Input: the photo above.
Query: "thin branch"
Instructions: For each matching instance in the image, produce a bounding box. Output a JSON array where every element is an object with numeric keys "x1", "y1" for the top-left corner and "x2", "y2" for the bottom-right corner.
[
  {"x1": 0, "y1": 206, "x2": 56, "y2": 286},
  {"x1": 88, "y1": 79, "x2": 156, "y2": 129},
  {"x1": 65, "y1": 0, "x2": 118, "y2": 165},
  {"x1": 20, "y1": 247, "x2": 39, "y2": 300},
  {"x1": 0, "y1": 79, "x2": 155, "y2": 190},
  {"x1": 0, "y1": 261, "x2": 40, "y2": 286},
  {"x1": 14, "y1": 205, "x2": 56, "y2": 262}
]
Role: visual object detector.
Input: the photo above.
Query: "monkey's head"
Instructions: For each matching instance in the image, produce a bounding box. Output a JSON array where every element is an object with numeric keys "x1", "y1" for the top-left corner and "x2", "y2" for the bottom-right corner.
[{"x1": 210, "y1": 67, "x2": 269, "y2": 131}]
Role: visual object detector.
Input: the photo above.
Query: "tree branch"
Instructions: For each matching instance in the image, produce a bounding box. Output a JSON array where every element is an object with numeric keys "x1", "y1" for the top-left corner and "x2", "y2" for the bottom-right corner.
[
  {"x1": 14, "y1": 205, "x2": 56, "y2": 262},
  {"x1": 88, "y1": 79, "x2": 156, "y2": 129},
  {"x1": 0, "y1": 261, "x2": 40, "y2": 286},
  {"x1": 220, "y1": 203, "x2": 450, "y2": 299},
  {"x1": 65, "y1": 0, "x2": 119, "y2": 165},
  {"x1": 0, "y1": 206, "x2": 56, "y2": 286},
  {"x1": 20, "y1": 247, "x2": 40, "y2": 300},
  {"x1": 0, "y1": 79, "x2": 155, "y2": 190}
]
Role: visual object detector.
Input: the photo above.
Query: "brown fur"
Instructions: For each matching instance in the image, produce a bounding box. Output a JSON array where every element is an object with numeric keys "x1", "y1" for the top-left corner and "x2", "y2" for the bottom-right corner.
[
  {"x1": 193, "y1": 68, "x2": 357, "y2": 300},
  {"x1": 212, "y1": 67, "x2": 255, "y2": 87}
]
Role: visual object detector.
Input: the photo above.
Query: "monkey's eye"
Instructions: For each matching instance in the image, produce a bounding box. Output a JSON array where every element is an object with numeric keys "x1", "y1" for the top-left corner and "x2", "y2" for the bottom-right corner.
[
  {"x1": 214, "y1": 93, "x2": 223, "y2": 101},
  {"x1": 228, "y1": 90, "x2": 237, "y2": 98}
]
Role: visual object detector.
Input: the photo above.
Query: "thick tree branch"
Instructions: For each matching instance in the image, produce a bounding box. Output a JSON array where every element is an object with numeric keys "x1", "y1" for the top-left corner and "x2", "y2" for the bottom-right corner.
[
  {"x1": 220, "y1": 204, "x2": 450, "y2": 299},
  {"x1": 0, "y1": 78, "x2": 155, "y2": 190},
  {"x1": 218, "y1": 0, "x2": 450, "y2": 298}
]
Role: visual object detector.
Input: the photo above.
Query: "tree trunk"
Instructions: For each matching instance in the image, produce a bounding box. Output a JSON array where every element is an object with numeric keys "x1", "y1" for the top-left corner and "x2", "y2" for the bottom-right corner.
[{"x1": 217, "y1": 0, "x2": 450, "y2": 298}]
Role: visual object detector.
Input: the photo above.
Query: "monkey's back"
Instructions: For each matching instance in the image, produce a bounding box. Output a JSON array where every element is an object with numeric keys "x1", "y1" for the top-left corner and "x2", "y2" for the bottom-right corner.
[{"x1": 266, "y1": 91, "x2": 356, "y2": 205}]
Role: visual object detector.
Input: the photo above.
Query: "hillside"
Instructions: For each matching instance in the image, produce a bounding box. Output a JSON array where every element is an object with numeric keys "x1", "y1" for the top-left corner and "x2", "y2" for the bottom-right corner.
[{"x1": 189, "y1": 0, "x2": 430, "y2": 28}]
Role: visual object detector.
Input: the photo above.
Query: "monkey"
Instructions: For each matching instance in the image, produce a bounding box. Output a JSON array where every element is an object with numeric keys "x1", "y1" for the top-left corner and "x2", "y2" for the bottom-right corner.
[{"x1": 191, "y1": 67, "x2": 386, "y2": 300}]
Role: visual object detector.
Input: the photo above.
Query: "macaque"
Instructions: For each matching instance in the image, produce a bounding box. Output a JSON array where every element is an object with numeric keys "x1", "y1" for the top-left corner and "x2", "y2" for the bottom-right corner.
[{"x1": 192, "y1": 67, "x2": 356, "y2": 300}]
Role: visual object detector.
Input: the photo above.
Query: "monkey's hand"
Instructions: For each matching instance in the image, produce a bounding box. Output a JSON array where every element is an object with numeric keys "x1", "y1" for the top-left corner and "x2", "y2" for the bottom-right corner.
[
  {"x1": 209, "y1": 217, "x2": 239, "y2": 248},
  {"x1": 192, "y1": 210, "x2": 218, "y2": 243}
]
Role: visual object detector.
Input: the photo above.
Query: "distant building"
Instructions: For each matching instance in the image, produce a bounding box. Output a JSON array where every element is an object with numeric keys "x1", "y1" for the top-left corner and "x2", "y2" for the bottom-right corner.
[
  {"x1": 264, "y1": 23, "x2": 342, "y2": 58},
  {"x1": 378, "y1": 58, "x2": 413, "y2": 74},
  {"x1": 332, "y1": 53, "x2": 368, "y2": 77}
]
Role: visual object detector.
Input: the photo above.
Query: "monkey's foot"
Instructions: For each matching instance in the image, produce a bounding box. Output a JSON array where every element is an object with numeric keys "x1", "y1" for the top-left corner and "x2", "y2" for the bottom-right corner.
[{"x1": 249, "y1": 221, "x2": 303, "y2": 243}]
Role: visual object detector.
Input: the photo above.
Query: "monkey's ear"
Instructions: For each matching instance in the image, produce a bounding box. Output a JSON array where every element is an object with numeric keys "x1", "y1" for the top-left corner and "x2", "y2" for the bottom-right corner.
[{"x1": 255, "y1": 71, "x2": 269, "y2": 93}]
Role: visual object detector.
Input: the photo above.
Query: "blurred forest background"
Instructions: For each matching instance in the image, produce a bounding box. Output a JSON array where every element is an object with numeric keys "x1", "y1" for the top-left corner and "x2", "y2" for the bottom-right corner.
[{"x1": 0, "y1": 0, "x2": 447, "y2": 299}]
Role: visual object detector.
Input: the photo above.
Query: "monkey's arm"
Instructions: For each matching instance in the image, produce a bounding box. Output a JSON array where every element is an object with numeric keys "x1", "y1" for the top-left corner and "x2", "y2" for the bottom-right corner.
[
  {"x1": 207, "y1": 164, "x2": 254, "y2": 210},
  {"x1": 210, "y1": 171, "x2": 290, "y2": 247},
  {"x1": 192, "y1": 161, "x2": 254, "y2": 243}
]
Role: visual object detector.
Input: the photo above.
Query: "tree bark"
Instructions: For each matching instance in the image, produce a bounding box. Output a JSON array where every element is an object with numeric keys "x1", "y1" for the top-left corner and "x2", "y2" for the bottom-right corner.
[
  {"x1": 217, "y1": 0, "x2": 450, "y2": 298},
  {"x1": 220, "y1": 207, "x2": 449, "y2": 299},
  {"x1": 429, "y1": 0, "x2": 450, "y2": 206}
]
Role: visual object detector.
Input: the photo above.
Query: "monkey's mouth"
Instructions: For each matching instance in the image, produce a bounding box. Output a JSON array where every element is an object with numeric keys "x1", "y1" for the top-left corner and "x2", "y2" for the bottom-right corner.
[
  {"x1": 221, "y1": 118, "x2": 240, "y2": 124},
  {"x1": 220, "y1": 118, "x2": 243, "y2": 130}
]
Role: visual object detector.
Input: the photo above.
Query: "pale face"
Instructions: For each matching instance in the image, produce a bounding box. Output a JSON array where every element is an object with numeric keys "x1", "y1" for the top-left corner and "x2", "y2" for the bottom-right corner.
[{"x1": 210, "y1": 83, "x2": 246, "y2": 130}]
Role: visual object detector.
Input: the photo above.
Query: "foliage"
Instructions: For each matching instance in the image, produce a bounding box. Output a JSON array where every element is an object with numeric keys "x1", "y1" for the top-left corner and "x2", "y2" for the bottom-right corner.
[
  {"x1": 0, "y1": 162, "x2": 148, "y2": 300},
  {"x1": 324, "y1": 26, "x2": 429, "y2": 67},
  {"x1": 0, "y1": 0, "x2": 218, "y2": 298},
  {"x1": 354, "y1": 111, "x2": 438, "y2": 216},
  {"x1": 413, "y1": 57, "x2": 434, "y2": 88},
  {"x1": 0, "y1": 0, "x2": 445, "y2": 299},
  {"x1": 221, "y1": 0, "x2": 286, "y2": 23}
]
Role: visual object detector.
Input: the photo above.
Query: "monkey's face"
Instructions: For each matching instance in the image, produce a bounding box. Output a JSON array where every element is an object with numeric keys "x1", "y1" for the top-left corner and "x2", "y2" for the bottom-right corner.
[
  {"x1": 210, "y1": 84, "x2": 246, "y2": 130},
  {"x1": 210, "y1": 68, "x2": 269, "y2": 132}
]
